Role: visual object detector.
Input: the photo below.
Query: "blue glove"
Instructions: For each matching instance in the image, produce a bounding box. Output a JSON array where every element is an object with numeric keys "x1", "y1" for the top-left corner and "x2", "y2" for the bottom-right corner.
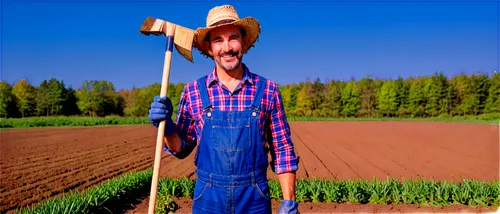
[
  {"x1": 278, "y1": 200, "x2": 299, "y2": 214},
  {"x1": 148, "y1": 95, "x2": 176, "y2": 136}
]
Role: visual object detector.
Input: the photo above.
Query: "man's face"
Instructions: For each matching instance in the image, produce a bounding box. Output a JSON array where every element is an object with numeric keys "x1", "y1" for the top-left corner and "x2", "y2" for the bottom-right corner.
[{"x1": 206, "y1": 25, "x2": 244, "y2": 72}]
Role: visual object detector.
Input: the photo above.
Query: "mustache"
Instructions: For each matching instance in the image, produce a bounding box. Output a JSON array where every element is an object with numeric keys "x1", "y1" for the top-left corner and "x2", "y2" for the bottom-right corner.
[{"x1": 218, "y1": 50, "x2": 239, "y2": 57}]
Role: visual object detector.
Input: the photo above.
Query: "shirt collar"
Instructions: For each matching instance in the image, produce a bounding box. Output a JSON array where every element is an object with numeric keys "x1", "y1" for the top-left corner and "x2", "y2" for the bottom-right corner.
[{"x1": 207, "y1": 63, "x2": 254, "y2": 87}]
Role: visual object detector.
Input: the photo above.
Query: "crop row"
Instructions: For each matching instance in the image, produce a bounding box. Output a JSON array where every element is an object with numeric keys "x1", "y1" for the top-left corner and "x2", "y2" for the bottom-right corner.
[
  {"x1": 2, "y1": 113, "x2": 499, "y2": 129},
  {"x1": 16, "y1": 168, "x2": 500, "y2": 214},
  {"x1": 16, "y1": 169, "x2": 153, "y2": 214},
  {"x1": 156, "y1": 177, "x2": 500, "y2": 208}
]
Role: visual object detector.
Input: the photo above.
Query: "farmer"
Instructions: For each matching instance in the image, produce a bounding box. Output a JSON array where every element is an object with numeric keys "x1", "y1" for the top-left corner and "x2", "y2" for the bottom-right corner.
[{"x1": 148, "y1": 4, "x2": 299, "y2": 214}]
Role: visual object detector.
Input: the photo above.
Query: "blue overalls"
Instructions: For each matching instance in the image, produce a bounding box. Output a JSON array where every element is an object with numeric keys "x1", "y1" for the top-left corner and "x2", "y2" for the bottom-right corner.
[{"x1": 192, "y1": 75, "x2": 272, "y2": 214}]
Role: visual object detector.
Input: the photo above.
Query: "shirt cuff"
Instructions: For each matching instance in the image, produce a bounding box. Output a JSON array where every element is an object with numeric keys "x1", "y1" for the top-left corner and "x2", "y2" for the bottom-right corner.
[{"x1": 273, "y1": 156, "x2": 300, "y2": 174}]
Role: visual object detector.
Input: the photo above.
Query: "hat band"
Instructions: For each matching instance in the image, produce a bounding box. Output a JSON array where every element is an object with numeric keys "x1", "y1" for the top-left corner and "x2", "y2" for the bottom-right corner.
[
  {"x1": 207, "y1": 13, "x2": 239, "y2": 26},
  {"x1": 209, "y1": 19, "x2": 237, "y2": 27}
]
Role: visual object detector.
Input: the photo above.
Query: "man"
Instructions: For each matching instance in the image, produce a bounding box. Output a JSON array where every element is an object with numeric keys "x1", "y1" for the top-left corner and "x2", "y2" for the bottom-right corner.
[{"x1": 148, "y1": 5, "x2": 299, "y2": 214}]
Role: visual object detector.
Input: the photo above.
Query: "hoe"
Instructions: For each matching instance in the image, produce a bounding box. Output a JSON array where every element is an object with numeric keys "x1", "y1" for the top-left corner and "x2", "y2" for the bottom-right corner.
[{"x1": 139, "y1": 16, "x2": 195, "y2": 214}]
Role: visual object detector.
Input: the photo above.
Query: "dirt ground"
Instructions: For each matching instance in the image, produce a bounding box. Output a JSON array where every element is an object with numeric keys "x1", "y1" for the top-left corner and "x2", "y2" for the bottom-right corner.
[
  {"x1": 126, "y1": 196, "x2": 499, "y2": 213},
  {"x1": 1, "y1": 121, "x2": 498, "y2": 213},
  {"x1": 0, "y1": 125, "x2": 159, "y2": 212}
]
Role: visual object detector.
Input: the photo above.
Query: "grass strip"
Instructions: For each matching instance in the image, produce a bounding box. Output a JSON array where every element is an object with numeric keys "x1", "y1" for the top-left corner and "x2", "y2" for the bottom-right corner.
[
  {"x1": 286, "y1": 113, "x2": 500, "y2": 124},
  {"x1": 15, "y1": 171, "x2": 500, "y2": 214},
  {"x1": 16, "y1": 169, "x2": 153, "y2": 214},
  {"x1": 0, "y1": 116, "x2": 151, "y2": 129},
  {"x1": 1, "y1": 113, "x2": 499, "y2": 129}
]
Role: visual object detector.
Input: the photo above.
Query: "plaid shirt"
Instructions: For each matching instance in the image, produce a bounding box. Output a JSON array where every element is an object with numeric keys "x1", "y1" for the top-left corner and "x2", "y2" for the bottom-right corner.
[{"x1": 164, "y1": 63, "x2": 298, "y2": 174}]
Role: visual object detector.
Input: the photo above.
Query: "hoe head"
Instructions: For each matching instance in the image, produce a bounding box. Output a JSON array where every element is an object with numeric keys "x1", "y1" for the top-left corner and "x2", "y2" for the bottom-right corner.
[{"x1": 140, "y1": 16, "x2": 195, "y2": 63}]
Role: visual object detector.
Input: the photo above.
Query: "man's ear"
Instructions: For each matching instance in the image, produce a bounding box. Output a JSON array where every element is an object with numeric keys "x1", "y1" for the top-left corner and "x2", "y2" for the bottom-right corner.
[
  {"x1": 239, "y1": 27, "x2": 247, "y2": 49},
  {"x1": 203, "y1": 41, "x2": 213, "y2": 56}
]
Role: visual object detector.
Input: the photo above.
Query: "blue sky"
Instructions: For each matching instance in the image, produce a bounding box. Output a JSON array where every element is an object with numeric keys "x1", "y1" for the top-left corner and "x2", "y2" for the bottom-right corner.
[{"x1": 1, "y1": 0, "x2": 498, "y2": 91}]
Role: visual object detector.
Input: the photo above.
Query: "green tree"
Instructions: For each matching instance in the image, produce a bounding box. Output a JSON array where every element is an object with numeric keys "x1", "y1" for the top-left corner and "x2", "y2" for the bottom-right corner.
[
  {"x1": 407, "y1": 77, "x2": 426, "y2": 117},
  {"x1": 288, "y1": 84, "x2": 299, "y2": 114},
  {"x1": 341, "y1": 80, "x2": 360, "y2": 117},
  {"x1": 396, "y1": 77, "x2": 410, "y2": 117},
  {"x1": 373, "y1": 79, "x2": 386, "y2": 117},
  {"x1": 62, "y1": 87, "x2": 80, "y2": 116},
  {"x1": 122, "y1": 87, "x2": 141, "y2": 117},
  {"x1": 443, "y1": 79, "x2": 459, "y2": 115},
  {"x1": 423, "y1": 72, "x2": 446, "y2": 117},
  {"x1": 454, "y1": 74, "x2": 472, "y2": 115},
  {"x1": 485, "y1": 72, "x2": 500, "y2": 113},
  {"x1": 279, "y1": 85, "x2": 290, "y2": 110},
  {"x1": 169, "y1": 83, "x2": 185, "y2": 114},
  {"x1": 315, "y1": 80, "x2": 332, "y2": 117},
  {"x1": 12, "y1": 79, "x2": 37, "y2": 117},
  {"x1": 455, "y1": 73, "x2": 489, "y2": 115},
  {"x1": 0, "y1": 81, "x2": 17, "y2": 118},
  {"x1": 358, "y1": 76, "x2": 377, "y2": 117},
  {"x1": 3, "y1": 70, "x2": 499, "y2": 119},
  {"x1": 474, "y1": 72, "x2": 491, "y2": 114},
  {"x1": 295, "y1": 80, "x2": 313, "y2": 116},
  {"x1": 326, "y1": 80, "x2": 344, "y2": 117},
  {"x1": 311, "y1": 78, "x2": 325, "y2": 115},
  {"x1": 77, "y1": 80, "x2": 123, "y2": 117},
  {"x1": 77, "y1": 80, "x2": 98, "y2": 116},
  {"x1": 123, "y1": 83, "x2": 161, "y2": 117},
  {"x1": 377, "y1": 80, "x2": 399, "y2": 117},
  {"x1": 47, "y1": 78, "x2": 66, "y2": 115},
  {"x1": 36, "y1": 80, "x2": 51, "y2": 116}
]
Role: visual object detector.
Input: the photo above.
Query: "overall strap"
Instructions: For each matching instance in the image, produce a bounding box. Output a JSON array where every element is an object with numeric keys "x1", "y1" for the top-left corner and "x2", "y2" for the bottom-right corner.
[
  {"x1": 197, "y1": 76, "x2": 212, "y2": 111},
  {"x1": 250, "y1": 76, "x2": 267, "y2": 110}
]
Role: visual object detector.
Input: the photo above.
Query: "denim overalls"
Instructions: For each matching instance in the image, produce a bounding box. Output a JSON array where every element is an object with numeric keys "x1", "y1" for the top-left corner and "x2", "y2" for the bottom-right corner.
[{"x1": 192, "y1": 75, "x2": 272, "y2": 214}]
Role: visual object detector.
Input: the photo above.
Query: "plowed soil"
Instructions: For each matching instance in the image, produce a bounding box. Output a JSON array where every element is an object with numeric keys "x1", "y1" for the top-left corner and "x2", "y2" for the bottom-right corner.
[
  {"x1": 127, "y1": 196, "x2": 499, "y2": 213},
  {"x1": 1, "y1": 121, "x2": 499, "y2": 213}
]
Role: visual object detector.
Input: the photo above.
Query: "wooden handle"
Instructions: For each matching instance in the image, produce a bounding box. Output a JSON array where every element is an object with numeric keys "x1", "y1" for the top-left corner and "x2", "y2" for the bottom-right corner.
[{"x1": 148, "y1": 21, "x2": 176, "y2": 214}]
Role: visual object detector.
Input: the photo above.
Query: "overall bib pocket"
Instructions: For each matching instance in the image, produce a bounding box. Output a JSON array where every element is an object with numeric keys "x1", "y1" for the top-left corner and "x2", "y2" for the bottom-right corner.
[{"x1": 211, "y1": 118, "x2": 251, "y2": 152}]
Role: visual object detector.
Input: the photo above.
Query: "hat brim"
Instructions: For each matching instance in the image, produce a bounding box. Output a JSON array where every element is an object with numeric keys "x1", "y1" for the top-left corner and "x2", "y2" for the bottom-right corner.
[{"x1": 193, "y1": 16, "x2": 261, "y2": 58}]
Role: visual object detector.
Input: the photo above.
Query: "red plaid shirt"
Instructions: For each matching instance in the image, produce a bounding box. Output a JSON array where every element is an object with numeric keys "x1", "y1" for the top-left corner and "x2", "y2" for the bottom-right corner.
[{"x1": 165, "y1": 63, "x2": 298, "y2": 174}]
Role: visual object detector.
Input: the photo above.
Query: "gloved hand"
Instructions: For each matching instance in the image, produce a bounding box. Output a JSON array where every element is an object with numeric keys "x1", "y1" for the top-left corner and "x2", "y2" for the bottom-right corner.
[
  {"x1": 278, "y1": 200, "x2": 299, "y2": 214},
  {"x1": 148, "y1": 95, "x2": 176, "y2": 136}
]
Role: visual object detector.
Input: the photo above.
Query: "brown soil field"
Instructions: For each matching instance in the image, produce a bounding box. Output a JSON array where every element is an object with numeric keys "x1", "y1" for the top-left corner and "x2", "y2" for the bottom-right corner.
[
  {"x1": 127, "y1": 196, "x2": 499, "y2": 214},
  {"x1": 1, "y1": 121, "x2": 499, "y2": 213}
]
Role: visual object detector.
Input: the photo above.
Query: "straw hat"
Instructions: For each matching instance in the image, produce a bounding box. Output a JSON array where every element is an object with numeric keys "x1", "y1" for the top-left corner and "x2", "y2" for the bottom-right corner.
[{"x1": 194, "y1": 5, "x2": 261, "y2": 58}]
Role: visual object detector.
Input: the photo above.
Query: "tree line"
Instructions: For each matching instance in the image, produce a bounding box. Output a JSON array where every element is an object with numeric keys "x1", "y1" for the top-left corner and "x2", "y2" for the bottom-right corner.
[{"x1": 0, "y1": 71, "x2": 498, "y2": 119}]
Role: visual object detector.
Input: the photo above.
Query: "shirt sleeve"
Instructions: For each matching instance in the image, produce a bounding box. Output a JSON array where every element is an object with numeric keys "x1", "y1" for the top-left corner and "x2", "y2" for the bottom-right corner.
[
  {"x1": 268, "y1": 85, "x2": 299, "y2": 174},
  {"x1": 163, "y1": 84, "x2": 197, "y2": 159}
]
